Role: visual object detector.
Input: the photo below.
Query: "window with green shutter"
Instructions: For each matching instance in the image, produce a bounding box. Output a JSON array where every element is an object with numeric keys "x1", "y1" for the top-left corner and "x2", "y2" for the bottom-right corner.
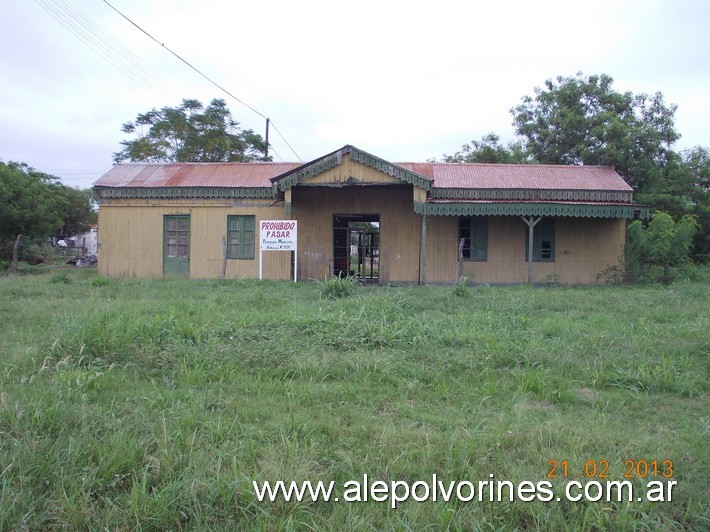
[
  {"x1": 227, "y1": 215, "x2": 255, "y2": 259},
  {"x1": 458, "y1": 217, "x2": 488, "y2": 261},
  {"x1": 525, "y1": 217, "x2": 555, "y2": 262}
]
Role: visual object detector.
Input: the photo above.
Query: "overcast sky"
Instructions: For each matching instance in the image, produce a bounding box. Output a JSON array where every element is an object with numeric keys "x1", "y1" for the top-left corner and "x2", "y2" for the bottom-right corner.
[{"x1": 1, "y1": 0, "x2": 708, "y2": 189}]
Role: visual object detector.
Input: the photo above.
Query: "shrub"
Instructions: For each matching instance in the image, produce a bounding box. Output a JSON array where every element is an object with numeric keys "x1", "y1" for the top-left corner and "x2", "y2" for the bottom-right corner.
[
  {"x1": 49, "y1": 271, "x2": 71, "y2": 284},
  {"x1": 89, "y1": 276, "x2": 111, "y2": 287},
  {"x1": 317, "y1": 276, "x2": 359, "y2": 299},
  {"x1": 452, "y1": 277, "x2": 471, "y2": 298}
]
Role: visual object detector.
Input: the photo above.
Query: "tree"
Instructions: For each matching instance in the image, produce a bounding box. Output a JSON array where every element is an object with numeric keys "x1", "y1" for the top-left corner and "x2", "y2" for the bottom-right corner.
[
  {"x1": 0, "y1": 161, "x2": 95, "y2": 264},
  {"x1": 627, "y1": 211, "x2": 698, "y2": 282},
  {"x1": 510, "y1": 73, "x2": 679, "y2": 192},
  {"x1": 113, "y1": 98, "x2": 269, "y2": 163},
  {"x1": 55, "y1": 187, "x2": 97, "y2": 238},
  {"x1": 439, "y1": 133, "x2": 529, "y2": 164},
  {"x1": 0, "y1": 162, "x2": 63, "y2": 246},
  {"x1": 438, "y1": 72, "x2": 710, "y2": 262}
]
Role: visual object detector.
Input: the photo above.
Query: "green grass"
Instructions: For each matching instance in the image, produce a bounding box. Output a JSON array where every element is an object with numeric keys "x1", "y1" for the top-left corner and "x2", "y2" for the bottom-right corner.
[{"x1": 0, "y1": 268, "x2": 708, "y2": 530}]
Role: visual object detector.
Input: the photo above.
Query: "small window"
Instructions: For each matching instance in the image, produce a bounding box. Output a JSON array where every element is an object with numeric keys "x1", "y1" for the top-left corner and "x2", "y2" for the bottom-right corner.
[
  {"x1": 525, "y1": 217, "x2": 555, "y2": 262},
  {"x1": 458, "y1": 217, "x2": 488, "y2": 261},
  {"x1": 227, "y1": 215, "x2": 255, "y2": 259}
]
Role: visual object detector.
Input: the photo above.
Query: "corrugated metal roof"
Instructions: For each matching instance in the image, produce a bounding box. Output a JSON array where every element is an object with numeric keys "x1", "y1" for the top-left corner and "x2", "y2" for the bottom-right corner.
[
  {"x1": 94, "y1": 156, "x2": 631, "y2": 193},
  {"x1": 94, "y1": 162, "x2": 302, "y2": 188},
  {"x1": 396, "y1": 162, "x2": 632, "y2": 192}
]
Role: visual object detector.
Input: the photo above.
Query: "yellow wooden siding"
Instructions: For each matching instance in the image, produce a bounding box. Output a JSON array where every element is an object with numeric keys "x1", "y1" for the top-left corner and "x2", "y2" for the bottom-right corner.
[
  {"x1": 425, "y1": 216, "x2": 626, "y2": 284},
  {"x1": 291, "y1": 185, "x2": 421, "y2": 283},
  {"x1": 306, "y1": 153, "x2": 403, "y2": 185},
  {"x1": 97, "y1": 193, "x2": 627, "y2": 284},
  {"x1": 97, "y1": 201, "x2": 290, "y2": 279},
  {"x1": 413, "y1": 186, "x2": 428, "y2": 204},
  {"x1": 555, "y1": 218, "x2": 626, "y2": 284}
]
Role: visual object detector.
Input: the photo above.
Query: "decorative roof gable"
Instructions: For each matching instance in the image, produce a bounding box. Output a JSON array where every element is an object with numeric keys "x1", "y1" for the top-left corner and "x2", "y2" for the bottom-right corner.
[{"x1": 270, "y1": 145, "x2": 433, "y2": 192}]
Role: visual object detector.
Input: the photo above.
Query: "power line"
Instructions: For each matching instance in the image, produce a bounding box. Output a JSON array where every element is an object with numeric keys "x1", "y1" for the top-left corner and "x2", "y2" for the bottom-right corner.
[
  {"x1": 269, "y1": 120, "x2": 302, "y2": 163},
  {"x1": 35, "y1": 0, "x2": 176, "y2": 101},
  {"x1": 35, "y1": 0, "x2": 303, "y2": 162},
  {"x1": 101, "y1": 0, "x2": 303, "y2": 162}
]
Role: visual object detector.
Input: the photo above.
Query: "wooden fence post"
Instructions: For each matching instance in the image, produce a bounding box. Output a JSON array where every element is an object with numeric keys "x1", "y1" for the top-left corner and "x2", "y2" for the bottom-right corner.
[{"x1": 11, "y1": 234, "x2": 22, "y2": 274}]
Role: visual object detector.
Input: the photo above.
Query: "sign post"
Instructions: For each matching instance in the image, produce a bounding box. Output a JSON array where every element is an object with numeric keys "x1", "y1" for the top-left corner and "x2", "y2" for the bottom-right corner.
[{"x1": 259, "y1": 220, "x2": 298, "y2": 282}]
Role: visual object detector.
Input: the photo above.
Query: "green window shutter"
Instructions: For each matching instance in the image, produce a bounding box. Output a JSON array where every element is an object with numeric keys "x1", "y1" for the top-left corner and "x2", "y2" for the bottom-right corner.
[
  {"x1": 227, "y1": 215, "x2": 255, "y2": 260},
  {"x1": 525, "y1": 218, "x2": 555, "y2": 262},
  {"x1": 458, "y1": 217, "x2": 488, "y2": 261},
  {"x1": 470, "y1": 217, "x2": 488, "y2": 261},
  {"x1": 242, "y1": 216, "x2": 255, "y2": 259}
]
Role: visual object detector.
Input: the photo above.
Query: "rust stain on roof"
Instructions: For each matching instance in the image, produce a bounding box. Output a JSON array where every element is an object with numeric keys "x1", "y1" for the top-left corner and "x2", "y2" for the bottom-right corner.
[
  {"x1": 396, "y1": 163, "x2": 632, "y2": 191},
  {"x1": 95, "y1": 158, "x2": 631, "y2": 192},
  {"x1": 94, "y1": 162, "x2": 302, "y2": 188}
]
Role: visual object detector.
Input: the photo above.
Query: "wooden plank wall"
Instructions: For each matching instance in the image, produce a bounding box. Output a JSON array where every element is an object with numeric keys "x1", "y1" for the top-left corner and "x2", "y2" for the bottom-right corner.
[
  {"x1": 291, "y1": 185, "x2": 421, "y2": 283},
  {"x1": 425, "y1": 216, "x2": 626, "y2": 284},
  {"x1": 97, "y1": 199, "x2": 291, "y2": 279},
  {"x1": 97, "y1": 185, "x2": 626, "y2": 285}
]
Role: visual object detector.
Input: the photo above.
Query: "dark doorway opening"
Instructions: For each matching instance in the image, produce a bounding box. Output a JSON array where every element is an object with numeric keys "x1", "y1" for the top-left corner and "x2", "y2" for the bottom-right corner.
[{"x1": 333, "y1": 214, "x2": 380, "y2": 283}]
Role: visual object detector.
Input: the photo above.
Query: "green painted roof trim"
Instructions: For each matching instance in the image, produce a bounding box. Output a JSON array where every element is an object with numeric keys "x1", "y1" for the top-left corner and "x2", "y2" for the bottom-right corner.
[
  {"x1": 273, "y1": 146, "x2": 433, "y2": 192},
  {"x1": 274, "y1": 150, "x2": 344, "y2": 192},
  {"x1": 430, "y1": 188, "x2": 633, "y2": 203},
  {"x1": 422, "y1": 202, "x2": 649, "y2": 219},
  {"x1": 349, "y1": 147, "x2": 432, "y2": 191},
  {"x1": 96, "y1": 187, "x2": 273, "y2": 199}
]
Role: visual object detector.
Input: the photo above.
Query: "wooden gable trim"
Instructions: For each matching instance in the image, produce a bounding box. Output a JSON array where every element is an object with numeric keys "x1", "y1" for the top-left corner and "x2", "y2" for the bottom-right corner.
[
  {"x1": 348, "y1": 147, "x2": 432, "y2": 191},
  {"x1": 271, "y1": 145, "x2": 433, "y2": 193}
]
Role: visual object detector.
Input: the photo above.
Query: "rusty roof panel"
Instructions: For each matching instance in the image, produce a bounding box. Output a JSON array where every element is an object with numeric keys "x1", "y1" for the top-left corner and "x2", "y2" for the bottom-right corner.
[
  {"x1": 396, "y1": 163, "x2": 631, "y2": 192},
  {"x1": 94, "y1": 162, "x2": 302, "y2": 188},
  {"x1": 95, "y1": 158, "x2": 631, "y2": 193}
]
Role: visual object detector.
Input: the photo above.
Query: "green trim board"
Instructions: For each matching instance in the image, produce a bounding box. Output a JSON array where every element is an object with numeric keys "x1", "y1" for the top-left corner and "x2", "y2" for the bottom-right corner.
[
  {"x1": 272, "y1": 145, "x2": 433, "y2": 193},
  {"x1": 348, "y1": 147, "x2": 432, "y2": 191},
  {"x1": 273, "y1": 150, "x2": 344, "y2": 192},
  {"x1": 421, "y1": 202, "x2": 649, "y2": 219},
  {"x1": 430, "y1": 188, "x2": 633, "y2": 203},
  {"x1": 96, "y1": 187, "x2": 273, "y2": 199}
]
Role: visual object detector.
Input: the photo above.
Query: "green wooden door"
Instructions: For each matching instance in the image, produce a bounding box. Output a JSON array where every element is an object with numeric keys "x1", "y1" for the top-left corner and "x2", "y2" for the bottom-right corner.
[{"x1": 163, "y1": 215, "x2": 190, "y2": 277}]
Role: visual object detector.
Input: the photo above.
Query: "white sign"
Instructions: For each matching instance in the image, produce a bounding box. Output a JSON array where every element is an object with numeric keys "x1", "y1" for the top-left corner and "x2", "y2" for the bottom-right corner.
[
  {"x1": 259, "y1": 220, "x2": 298, "y2": 282},
  {"x1": 260, "y1": 220, "x2": 297, "y2": 251}
]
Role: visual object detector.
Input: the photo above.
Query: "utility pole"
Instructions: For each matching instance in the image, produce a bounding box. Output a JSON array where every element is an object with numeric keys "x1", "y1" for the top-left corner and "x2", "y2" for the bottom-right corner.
[{"x1": 265, "y1": 117, "x2": 270, "y2": 160}]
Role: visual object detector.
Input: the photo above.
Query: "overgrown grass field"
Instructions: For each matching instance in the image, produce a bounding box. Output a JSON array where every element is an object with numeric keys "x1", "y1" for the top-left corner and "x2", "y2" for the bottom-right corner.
[{"x1": 1, "y1": 269, "x2": 708, "y2": 530}]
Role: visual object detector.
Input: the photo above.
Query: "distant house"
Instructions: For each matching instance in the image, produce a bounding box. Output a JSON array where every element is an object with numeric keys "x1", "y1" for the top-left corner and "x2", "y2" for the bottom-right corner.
[
  {"x1": 69, "y1": 224, "x2": 98, "y2": 254},
  {"x1": 93, "y1": 145, "x2": 647, "y2": 284}
]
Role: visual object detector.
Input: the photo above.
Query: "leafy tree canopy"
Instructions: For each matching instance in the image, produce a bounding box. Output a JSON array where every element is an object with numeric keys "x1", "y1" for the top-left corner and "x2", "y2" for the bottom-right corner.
[
  {"x1": 113, "y1": 98, "x2": 269, "y2": 163},
  {"x1": 627, "y1": 211, "x2": 698, "y2": 281},
  {"x1": 438, "y1": 133, "x2": 530, "y2": 164},
  {"x1": 439, "y1": 72, "x2": 710, "y2": 260},
  {"x1": 0, "y1": 161, "x2": 95, "y2": 261},
  {"x1": 511, "y1": 73, "x2": 679, "y2": 191},
  {"x1": 441, "y1": 73, "x2": 680, "y2": 189}
]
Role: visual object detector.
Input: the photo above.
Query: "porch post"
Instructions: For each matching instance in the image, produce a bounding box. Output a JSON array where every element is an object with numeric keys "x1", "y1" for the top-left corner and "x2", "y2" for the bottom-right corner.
[
  {"x1": 521, "y1": 216, "x2": 542, "y2": 284},
  {"x1": 284, "y1": 188, "x2": 292, "y2": 217},
  {"x1": 419, "y1": 214, "x2": 427, "y2": 286}
]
